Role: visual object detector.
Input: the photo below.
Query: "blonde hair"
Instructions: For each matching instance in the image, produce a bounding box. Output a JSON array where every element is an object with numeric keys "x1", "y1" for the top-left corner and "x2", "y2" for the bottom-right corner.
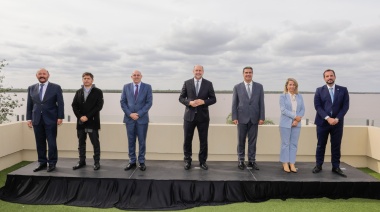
[{"x1": 283, "y1": 78, "x2": 299, "y2": 94}]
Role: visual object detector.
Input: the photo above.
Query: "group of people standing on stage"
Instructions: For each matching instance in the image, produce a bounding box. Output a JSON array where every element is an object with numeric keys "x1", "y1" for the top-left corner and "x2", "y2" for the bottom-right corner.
[{"x1": 26, "y1": 66, "x2": 349, "y2": 177}]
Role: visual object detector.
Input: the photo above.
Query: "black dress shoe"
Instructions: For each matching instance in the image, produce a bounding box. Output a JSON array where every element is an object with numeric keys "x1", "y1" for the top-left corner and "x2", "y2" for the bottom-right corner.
[
  {"x1": 47, "y1": 165, "x2": 56, "y2": 172},
  {"x1": 33, "y1": 164, "x2": 47, "y2": 172},
  {"x1": 332, "y1": 167, "x2": 347, "y2": 178},
  {"x1": 238, "y1": 161, "x2": 245, "y2": 170},
  {"x1": 139, "y1": 163, "x2": 146, "y2": 171},
  {"x1": 184, "y1": 162, "x2": 191, "y2": 170},
  {"x1": 312, "y1": 165, "x2": 322, "y2": 173},
  {"x1": 93, "y1": 163, "x2": 100, "y2": 170},
  {"x1": 200, "y1": 163, "x2": 208, "y2": 170},
  {"x1": 73, "y1": 162, "x2": 86, "y2": 170},
  {"x1": 124, "y1": 163, "x2": 136, "y2": 171},
  {"x1": 248, "y1": 162, "x2": 259, "y2": 170}
]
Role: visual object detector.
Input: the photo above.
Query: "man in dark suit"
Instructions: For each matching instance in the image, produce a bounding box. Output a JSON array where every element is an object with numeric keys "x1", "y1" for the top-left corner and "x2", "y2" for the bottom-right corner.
[
  {"x1": 72, "y1": 72, "x2": 104, "y2": 171},
  {"x1": 232, "y1": 66, "x2": 265, "y2": 170},
  {"x1": 121, "y1": 70, "x2": 153, "y2": 171},
  {"x1": 313, "y1": 69, "x2": 349, "y2": 177},
  {"x1": 179, "y1": 65, "x2": 217, "y2": 170},
  {"x1": 26, "y1": 68, "x2": 64, "y2": 172}
]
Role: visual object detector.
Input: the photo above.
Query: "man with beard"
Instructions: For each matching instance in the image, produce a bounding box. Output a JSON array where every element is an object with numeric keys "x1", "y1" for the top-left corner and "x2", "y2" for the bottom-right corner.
[
  {"x1": 312, "y1": 69, "x2": 350, "y2": 177},
  {"x1": 26, "y1": 68, "x2": 64, "y2": 172}
]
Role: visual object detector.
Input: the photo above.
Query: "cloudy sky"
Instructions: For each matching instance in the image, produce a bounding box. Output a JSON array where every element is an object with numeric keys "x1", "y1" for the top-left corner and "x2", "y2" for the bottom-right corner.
[{"x1": 1, "y1": 0, "x2": 380, "y2": 92}]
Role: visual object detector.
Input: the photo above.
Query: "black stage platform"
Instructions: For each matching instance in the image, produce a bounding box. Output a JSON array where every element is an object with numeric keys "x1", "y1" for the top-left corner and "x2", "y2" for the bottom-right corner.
[{"x1": 1, "y1": 158, "x2": 380, "y2": 210}]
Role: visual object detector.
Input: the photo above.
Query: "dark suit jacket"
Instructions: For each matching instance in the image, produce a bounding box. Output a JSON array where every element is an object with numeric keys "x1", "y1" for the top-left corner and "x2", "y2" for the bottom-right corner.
[
  {"x1": 314, "y1": 84, "x2": 349, "y2": 126},
  {"x1": 179, "y1": 78, "x2": 217, "y2": 122},
  {"x1": 232, "y1": 81, "x2": 265, "y2": 124},
  {"x1": 72, "y1": 86, "x2": 104, "y2": 130},
  {"x1": 26, "y1": 82, "x2": 64, "y2": 125},
  {"x1": 120, "y1": 82, "x2": 153, "y2": 124}
]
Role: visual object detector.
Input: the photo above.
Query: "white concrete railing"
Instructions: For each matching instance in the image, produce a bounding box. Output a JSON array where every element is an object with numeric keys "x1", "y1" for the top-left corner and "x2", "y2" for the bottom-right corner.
[{"x1": 1, "y1": 122, "x2": 379, "y2": 172}]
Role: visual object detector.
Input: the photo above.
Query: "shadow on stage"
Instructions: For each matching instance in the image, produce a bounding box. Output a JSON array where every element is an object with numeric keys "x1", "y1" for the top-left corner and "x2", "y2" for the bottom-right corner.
[{"x1": 1, "y1": 158, "x2": 380, "y2": 210}]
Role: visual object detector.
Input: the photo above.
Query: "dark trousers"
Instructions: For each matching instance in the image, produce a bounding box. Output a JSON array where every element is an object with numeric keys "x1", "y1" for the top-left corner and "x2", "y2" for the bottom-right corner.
[
  {"x1": 237, "y1": 121, "x2": 258, "y2": 162},
  {"x1": 183, "y1": 114, "x2": 209, "y2": 164},
  {"x1": 316, "y1": 123, "x2": 343, "y2": 168},
  {"x1": 33, "y1": 116, "x2": 58, "y2": 166},
  {"x1": 126, "y1": 122, "x2": 148, "y2": 164},
  {"x1": 77, "y1": 129, "x2": 100, "y2": 164}
]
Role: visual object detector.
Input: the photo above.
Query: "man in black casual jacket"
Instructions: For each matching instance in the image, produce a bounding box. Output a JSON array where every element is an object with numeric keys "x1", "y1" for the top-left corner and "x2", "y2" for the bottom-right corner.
[{"x1": 72, "y1": 72, "x2": 104, "y2": 170}]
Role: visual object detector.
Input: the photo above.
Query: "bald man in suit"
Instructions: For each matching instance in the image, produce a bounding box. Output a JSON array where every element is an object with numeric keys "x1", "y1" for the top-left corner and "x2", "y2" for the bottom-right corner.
[
  {"x1": 121, "y1": 70, "x2": 153, "y2": 171},
  {"x1": 26, "y1": 68, "x2": 64, "y2": 172},
  {"x1": 179, "y1": 65, "x2": 217, "y2": 170}
]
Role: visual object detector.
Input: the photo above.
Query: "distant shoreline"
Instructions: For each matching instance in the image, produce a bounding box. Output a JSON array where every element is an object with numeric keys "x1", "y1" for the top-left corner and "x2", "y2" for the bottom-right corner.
[{"x1": 7, "y1": 88, "x2": 380, "y2": 94}]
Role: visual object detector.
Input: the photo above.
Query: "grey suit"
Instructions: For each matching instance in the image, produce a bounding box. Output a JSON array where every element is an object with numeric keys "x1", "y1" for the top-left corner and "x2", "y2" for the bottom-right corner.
[{"x1": 232, "y1": 81, "x2": 265, "y2": 162}]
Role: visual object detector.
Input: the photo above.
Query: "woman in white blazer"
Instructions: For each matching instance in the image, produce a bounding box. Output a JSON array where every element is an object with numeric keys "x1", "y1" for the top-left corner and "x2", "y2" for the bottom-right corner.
[{"x1": 279, "y1": 78, "x2": 305, "y2": 173}]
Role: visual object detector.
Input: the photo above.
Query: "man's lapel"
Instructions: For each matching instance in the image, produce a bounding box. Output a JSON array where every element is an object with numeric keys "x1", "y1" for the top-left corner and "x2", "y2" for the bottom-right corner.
[
  {"x1": 190, "y1": 79, "x2": 196, "y2": 96},
  {"x1": 42, "y1": 83, "x2": 52, "y2": 102},
  {"x1": 334, "y1": 85, "x2": 340, "y2": 103},
  {"x1": 242, "y1": 83, "x2": 250, "y2": 100},
  {"x1": 134, "y1": 83, "x2": 142, "y2": 102},
  {"x1": 33, "y1": 84, "x2": 41, "y2": 102}
]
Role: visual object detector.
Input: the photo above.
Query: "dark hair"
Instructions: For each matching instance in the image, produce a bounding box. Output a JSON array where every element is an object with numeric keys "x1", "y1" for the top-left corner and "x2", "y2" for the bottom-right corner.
[
  {"x1": 242, "y1": 66, "x2": 253, "y2": 73},
  {"x1": 82, "y1": 72, "x2": 94, "y2": 79},
  {"x1": 323, "y1": 69, "x2": 335, "y2": 77}
]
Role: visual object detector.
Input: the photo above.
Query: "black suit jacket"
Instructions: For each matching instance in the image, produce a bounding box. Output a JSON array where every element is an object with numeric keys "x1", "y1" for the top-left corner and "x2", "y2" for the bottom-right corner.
[
  {"x1": 72, "y1": 86, "x2": 104, "y2": 130},
  {"x1": 179, "y1": 78, "x2": 217, "y2": 122}
]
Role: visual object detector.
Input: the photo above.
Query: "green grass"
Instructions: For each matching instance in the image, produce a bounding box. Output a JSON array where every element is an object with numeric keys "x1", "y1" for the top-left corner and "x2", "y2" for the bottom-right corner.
[{"x1": 1, "y1": 163, "x2": 380, "y2": 211}]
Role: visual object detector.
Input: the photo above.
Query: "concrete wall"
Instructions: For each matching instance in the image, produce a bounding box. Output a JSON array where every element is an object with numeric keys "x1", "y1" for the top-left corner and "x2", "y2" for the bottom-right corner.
[{"x1": 1, "y1": 122, "x2": 379, "y2": 172}]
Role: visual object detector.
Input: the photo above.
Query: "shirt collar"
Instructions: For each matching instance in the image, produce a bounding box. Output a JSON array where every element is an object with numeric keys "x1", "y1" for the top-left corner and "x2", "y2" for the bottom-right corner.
[
  {"x1": 326, "y1": 84, "x2": 335, "y2": 90},
  {"x1": 39, "y1": 81, "x2": 49, "y2": 86},
  {"x1": 194, "y1": 78, "x2": 202, "y2": 83},
  {"x1": 244, "y1": 81, "x2": 253, "y2": 86},
  {"x1": 82, "y1": 84, "x2": 95, "y2": 92}
]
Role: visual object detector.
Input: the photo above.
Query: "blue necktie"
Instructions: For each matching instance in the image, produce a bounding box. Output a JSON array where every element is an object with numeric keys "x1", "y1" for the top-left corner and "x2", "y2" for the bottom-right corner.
[
  {"x1": 329, "y1": 87, "x2": 334, "y2": 103},
  {"x1": 134, "y1": 84, "x2": 138, "y2": 100},
  {"x1": 39, "y1": 84, "x2": 45, "y2": 101}
]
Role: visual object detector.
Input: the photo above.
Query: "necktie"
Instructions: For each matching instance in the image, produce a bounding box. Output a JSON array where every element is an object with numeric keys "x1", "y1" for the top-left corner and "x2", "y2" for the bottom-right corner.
[
  {"x1": 134, "y1": 84, "x2": 138, "y2": 100},
  {"x1": 196, "y1": 80, "x2": 199, "y2": 96},
  {"x1": 39, "y1": 84, "x2": 45, "y2": 101},
  {"x1": 329, "y1": 87, "x2": 334, "y2": 103},
  {"x1": 247, "y1": 83, "x2": 251, "y2": 99}
]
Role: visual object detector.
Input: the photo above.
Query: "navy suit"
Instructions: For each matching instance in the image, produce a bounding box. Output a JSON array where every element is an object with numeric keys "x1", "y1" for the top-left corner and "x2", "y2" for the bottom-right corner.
[
  {"x1": 26, "y1": 82, "x2": 64, "y2": 166},
  {"x1": 120, "y1": 82, "x2": 153, "y2": 164},
  {"x1": 314, "y1": 84, "x2": 349, "y2": 168},
  {"x1": 179, "y1": 78, "x2": 216, "y2": 164}
]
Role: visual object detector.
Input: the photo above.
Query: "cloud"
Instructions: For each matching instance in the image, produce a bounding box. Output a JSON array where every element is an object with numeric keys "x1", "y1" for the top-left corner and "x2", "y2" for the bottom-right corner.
[
  {"x1": 352, "y1": 25, "x2": 380, "y2": 51},
  {"x1": 269, "y1": 20, "x2": 361, "y2": 56},
  {"x1": 162, "y1": 18, "x2": 238, "y2": 55}
]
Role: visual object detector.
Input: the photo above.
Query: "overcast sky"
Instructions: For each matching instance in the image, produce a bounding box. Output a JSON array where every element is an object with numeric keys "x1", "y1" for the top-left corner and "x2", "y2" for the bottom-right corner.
[{"x1": 1, "y1": 0, "x2": 380, "y2": 92}]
